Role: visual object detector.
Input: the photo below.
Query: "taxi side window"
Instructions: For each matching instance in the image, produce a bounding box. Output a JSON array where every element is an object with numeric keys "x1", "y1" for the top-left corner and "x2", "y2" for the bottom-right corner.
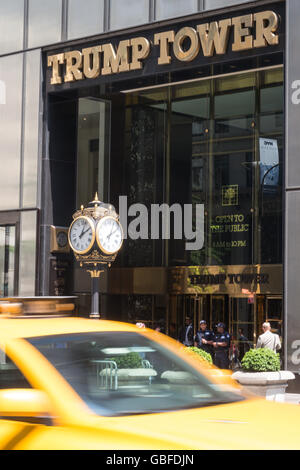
[{"x1": 0, "y1": 348, "x2": 31, "y2": 389}]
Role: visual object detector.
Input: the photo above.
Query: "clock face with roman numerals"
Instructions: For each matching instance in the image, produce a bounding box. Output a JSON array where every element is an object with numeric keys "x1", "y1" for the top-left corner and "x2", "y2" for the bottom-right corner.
[
  {"x1": 96, "y1": 216, "x2": 123, "y2": 255},
  {"x1": 68, "y1": 216, "x2": 95, "y2": 254}
]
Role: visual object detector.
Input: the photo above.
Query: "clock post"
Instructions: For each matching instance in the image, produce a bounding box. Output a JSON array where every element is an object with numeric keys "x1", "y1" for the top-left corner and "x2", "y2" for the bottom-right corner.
[{"x1": 68, "y1": 193, "x2": 124, "y2": 319}]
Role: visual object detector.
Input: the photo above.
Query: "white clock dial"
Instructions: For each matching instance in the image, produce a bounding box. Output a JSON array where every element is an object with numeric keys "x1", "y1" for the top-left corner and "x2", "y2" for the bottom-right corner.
[
  {"x1": 96, "y1": 216, "x2": 123, "y2": 255},
  {"x1": 68, "y1": 216, "x2": 95, "y2": 254}
]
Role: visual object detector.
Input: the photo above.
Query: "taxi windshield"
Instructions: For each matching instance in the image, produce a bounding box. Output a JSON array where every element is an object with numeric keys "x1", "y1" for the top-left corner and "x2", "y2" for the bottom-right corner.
[{"x1": 27, "y1": 332, "x2": 243, "y2": 417}]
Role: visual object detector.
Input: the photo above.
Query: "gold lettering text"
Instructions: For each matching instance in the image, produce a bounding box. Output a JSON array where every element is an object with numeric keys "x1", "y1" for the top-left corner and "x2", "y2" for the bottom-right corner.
[
  {"x1": 197, "y1": 19, "x2": 232, "y2": 57},
  {"x1": 173, "y1": 27, "x2": 200, "y2": 62},
  {"x1": 254, "y1": 11, "x2": 279, "y2": 48},
  {"x1": 82, "y1": 46, "x2": 102, "y2": 79},
  {"x1": 232, "y1": 14, "x2": 253, "y2": 52},
  {"x1": 102, "y1": 41, "x2": 130, "y2": 75},
  {"x1": 64, "y1": 51, "x2": 83, "y2": 82},
  {"x1": 48, "y1": 53, "x2": 65, "y2": 85},
  {"x1": 154, "y1": 31, "x2": 175, "y2": 65},
  {"x1": 130, "y1": 37, "x2": 151, "y2": 70}
]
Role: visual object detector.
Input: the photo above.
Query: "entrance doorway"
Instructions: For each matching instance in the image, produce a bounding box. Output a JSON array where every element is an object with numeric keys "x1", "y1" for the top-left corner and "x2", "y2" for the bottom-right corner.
[
  {"x1": 175, "y1": 295, "x2": 205, "y2": 338},
  {"x1": 266, "y1": 296, "x2": 283, "y2": 337},
  {"x1": 229, "y1": 295, "x2": 256, "y2": 347},
  {"x1": 210, "y1": 295, "x2": 226, "y2": 329}
]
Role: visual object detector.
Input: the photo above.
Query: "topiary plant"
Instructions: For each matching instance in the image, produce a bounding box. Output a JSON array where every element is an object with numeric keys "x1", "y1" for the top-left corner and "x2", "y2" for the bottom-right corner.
[
  {"x1": 184, "y1": 346, "x2": 213, "y2": 365},
  {"x1": 241, "y1": 348, "x2": 280, "y2": 372},
  {"x1": 109, "y1": 352, "x2": 143, "y2": 369}
]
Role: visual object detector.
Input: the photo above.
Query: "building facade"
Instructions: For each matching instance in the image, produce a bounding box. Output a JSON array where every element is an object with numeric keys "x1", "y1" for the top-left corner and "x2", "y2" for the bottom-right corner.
[{"x1": 1, "y1": 0, "x2": 300, "y2": 375}]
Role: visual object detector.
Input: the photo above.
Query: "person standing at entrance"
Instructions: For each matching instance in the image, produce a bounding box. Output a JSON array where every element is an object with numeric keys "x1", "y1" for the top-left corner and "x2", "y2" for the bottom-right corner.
[
  {"x1": 194, "y1": 320, "x2": 214, "y2": 356},
  {"x1": 213, "y1": 322, "x2": 231, "y2": 369},
  {"x1": 178, "y1": 315, "x2": 194, "y2": 346},
  {"x1": 256, "y1": 322, "x2": 281, "y2": 352}
]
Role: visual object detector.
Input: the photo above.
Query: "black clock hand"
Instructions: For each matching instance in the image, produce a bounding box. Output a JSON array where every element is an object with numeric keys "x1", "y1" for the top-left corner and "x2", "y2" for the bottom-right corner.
[
  {"x1": 79, "y1": 226, "x2": 85, "y2": 238},
  {"x1": 108, "y1": 228, "x2": 118, "y2": 239},
  {"x1": 80, "y1": 226, "x2": 90, "y2": 239}
]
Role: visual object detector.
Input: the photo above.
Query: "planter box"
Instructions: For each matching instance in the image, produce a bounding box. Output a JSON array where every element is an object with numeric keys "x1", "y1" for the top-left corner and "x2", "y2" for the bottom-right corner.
[
  {"x1": 99, "y1": 367, "x2": 157, "y2": 389},
  {"x1": 232, "y1": 371, "x2": 295, "y2": 402},
  {"x1": 114, "y1": 368, "x2": 157, "y2": 382},
  {"x1": 161, "y1": 371, "x2": 198, "y2": 385}
]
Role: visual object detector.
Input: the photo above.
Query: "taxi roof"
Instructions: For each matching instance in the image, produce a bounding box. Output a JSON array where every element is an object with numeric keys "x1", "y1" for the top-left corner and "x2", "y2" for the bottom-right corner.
[{"x1": 0, "y1": 317, "x2": 139, "y2": 340}]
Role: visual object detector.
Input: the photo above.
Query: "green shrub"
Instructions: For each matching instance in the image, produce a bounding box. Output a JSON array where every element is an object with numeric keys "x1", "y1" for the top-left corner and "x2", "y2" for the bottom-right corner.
[
  {"x1": 241, "y1": 348, "x2": 280, "y2": 372},
  {"x1": 184, "y1": 346, "x2": 213, "y2": 365},
  {"x1": 109, "y1": 352, "x2": 143, "y2": 369}
]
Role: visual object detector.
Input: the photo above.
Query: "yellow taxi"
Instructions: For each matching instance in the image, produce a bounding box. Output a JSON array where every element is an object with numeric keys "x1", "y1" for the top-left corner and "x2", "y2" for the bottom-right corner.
[{"x1": 0, "y1": 306, "x2": 299, "y2": 450}]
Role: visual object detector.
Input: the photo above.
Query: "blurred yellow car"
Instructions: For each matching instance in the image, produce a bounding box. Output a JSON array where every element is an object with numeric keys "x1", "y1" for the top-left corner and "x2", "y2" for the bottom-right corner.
[{"x1": 0, "y1": 312, "x2": 299, "y2": 450}]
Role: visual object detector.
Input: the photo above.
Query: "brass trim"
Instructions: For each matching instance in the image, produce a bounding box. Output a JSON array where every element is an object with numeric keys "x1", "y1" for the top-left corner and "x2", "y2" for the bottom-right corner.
[
  {"x1": 68, "y1": 215, "x2": 96, "y2": 255},
  {"x1": 96, "y1": 215, "x2": 124, "y2": 255}
]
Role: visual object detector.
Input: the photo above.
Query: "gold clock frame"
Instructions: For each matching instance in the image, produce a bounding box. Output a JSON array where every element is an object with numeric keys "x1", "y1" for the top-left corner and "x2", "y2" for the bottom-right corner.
[
  {"x1": 96, "y1": 215, "x2": 124, "y2": 255},
  {"x1": 68, "y1": 215, "x2": 96, "y2": 255}
]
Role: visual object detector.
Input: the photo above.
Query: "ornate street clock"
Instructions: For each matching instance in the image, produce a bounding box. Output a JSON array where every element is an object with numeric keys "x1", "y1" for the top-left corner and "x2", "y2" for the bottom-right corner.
[{"x1": 68, "y1": 194, "x2": 124, "y2": 318}]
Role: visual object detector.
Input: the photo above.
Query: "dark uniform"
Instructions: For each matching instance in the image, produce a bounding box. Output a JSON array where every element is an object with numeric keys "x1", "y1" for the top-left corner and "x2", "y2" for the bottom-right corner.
[
  {"x1": 194, "y1": 327, "x2": 214, "y2": 356},
  {"x1": 178, "y1": 323, "x2": 194, "y2": 346},
  {"x1": 213, "y1": 324, "x2": 231, "y2": 369}
]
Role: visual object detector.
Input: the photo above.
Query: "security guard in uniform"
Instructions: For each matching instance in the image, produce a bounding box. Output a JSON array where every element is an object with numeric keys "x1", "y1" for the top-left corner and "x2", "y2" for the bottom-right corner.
[
  {"x1": 213, "y1": 322, "x2": 231, "y2": 369},
  {"x1": 194, "y1": 320, "x2": 214, "y2": 356}
]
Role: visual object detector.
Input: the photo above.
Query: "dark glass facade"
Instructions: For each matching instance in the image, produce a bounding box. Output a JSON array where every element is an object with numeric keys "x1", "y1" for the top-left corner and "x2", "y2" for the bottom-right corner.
[{"x1": 119, "y1": 67, "x2": 283, "y2": 269}]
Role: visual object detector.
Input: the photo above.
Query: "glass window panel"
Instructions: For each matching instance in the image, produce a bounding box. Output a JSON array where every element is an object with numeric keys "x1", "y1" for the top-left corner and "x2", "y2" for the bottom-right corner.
[
  {"x1": 68, "y1": 0, "x2": 104, "y2": 40},
  {"x1": 174, "y1": 81, "x2": 210, "y2": 99},
  {"x1": 110, "y1": 0, "x2": 149, "y2": 30},
  {"x1": 0, "y1": 226, "x2": 16, "y2": 297},
  {"x1": 216, "y1": 74, "x2": 255, "y2": 93},
  {"x1": 172, "y1": 97, "x2": 210, "y2": 120},
  {"x1": 204, "y1": 0, "x2": 251, "y2": 10},
  {"x1": 19, "y1": 211, "x2": 37, "y2": 296},
  {"x1": 122, "y1": 89, "x2": 167, "y2": 267},
  {"x1": 260, "y1": 86, "x2": 284, "y2": 114},
  {"x1": 0, "y1": 228, "x2": 5, "y2": 296},
  {"x1": 77, "y1": 98, "x2": 111, "y2": 207},
  {"x1": 156, "y1": 0, "x2": 198, "y2": 20},
  {"x1": 263, "y1": 68, "x2": 284, "y2": 85},
  {"x1": 22, "y1": 50, "x2": 41, "y2": 208},
  {"x1": 28, "y1": 0, "x2": 62, "y2": 48},
  {"x1": 215, "y1": 90, "x2": 255, "y2": 119},
  {"x1": 0, "y1": 54, "x2": 23, "y2": 210},
  {"x1": 0, "y1": 0, "x2": 24, "y2": 55}
]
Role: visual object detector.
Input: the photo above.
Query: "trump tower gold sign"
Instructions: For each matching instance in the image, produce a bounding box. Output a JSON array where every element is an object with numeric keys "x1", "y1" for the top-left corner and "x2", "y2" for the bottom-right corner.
[{"x1": 47, "y1": 10, "x2": 280, "y2": 85}]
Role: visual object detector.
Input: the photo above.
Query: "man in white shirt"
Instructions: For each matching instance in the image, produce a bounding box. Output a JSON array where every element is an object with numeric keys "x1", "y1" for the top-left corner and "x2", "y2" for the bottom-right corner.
[{"x1": 256, "y1": 322, "x2": 281, "y2": 352}]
